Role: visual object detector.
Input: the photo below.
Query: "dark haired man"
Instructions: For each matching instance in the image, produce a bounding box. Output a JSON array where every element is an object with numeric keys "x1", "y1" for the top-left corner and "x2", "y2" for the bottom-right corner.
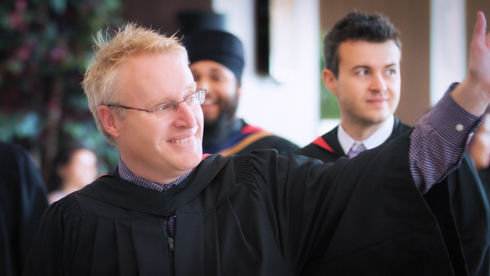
[
  {"x1": 295, "y1": 11, "x2": 490, "y2": 275},
  {"x1": 183, "y1": 30, "x2": 299, "y2": 155}
]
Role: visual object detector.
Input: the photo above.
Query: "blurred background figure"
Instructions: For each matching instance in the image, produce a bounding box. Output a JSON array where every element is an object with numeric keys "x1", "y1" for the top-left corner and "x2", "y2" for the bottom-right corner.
[
  {"x1": 469, "y1": 110, "x2": 490, "y2": 193},
  {"x1": 0, "y1": 141, "x2": 48, "y2": 276},
  {"x1": 47, "y1": 142, "x2": 98, "y2": 204},
  {"x1": 183, "y1": 30, "x2": 299, "y2": 155},
  {"x1": 469, "y1": 112, "x2": 490, "y2": 172}
]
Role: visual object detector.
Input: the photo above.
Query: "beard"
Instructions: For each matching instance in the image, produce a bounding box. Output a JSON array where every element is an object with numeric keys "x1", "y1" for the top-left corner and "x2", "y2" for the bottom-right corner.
[{"x1": 202, "y1": 92, "x2": 240, "y2": 151}]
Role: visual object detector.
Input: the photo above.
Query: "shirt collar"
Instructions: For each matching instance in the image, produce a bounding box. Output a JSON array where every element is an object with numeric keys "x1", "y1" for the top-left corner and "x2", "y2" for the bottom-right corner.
[
  {"x1": 337, "y1": 115, "x2": 395, "y2": 155},
  {"x1": 118, "y1": 159, "x2": 193, "y2": 192}
]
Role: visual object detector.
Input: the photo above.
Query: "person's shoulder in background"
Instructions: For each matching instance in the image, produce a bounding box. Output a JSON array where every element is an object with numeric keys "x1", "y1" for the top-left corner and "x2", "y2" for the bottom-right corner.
[{"x1": 0, "y1": 141, "x2": 48, "y2": 276}]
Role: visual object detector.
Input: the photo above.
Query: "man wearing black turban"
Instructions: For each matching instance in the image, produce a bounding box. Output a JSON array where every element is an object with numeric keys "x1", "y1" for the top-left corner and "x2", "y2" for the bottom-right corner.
[{"x1": 183, "y1": 30, "x2": 299, "y2": 155}]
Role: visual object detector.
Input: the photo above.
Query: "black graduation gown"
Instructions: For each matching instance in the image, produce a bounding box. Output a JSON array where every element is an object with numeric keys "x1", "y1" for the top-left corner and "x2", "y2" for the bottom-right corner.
[
  {"x1": 294, "y1": 117, "x2": 411, "y2": 163},
  {"x1": 0, "y1": 142, "x2": 48, "y2": 276},
  {"x1": 294, "y1": 118, "x2": 490, "y2": 276},
  {"x1": 24, "y1": 132, "x2": 463, "y2": 276},
  {"x1": 479, "y1": 166, "x2": 490, "y2": 198}
]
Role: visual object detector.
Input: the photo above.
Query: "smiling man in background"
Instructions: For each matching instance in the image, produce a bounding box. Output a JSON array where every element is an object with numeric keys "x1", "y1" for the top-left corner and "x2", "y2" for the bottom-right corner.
[{"x1": 183, "y1": 30, "x2": 299, "y2": 155}]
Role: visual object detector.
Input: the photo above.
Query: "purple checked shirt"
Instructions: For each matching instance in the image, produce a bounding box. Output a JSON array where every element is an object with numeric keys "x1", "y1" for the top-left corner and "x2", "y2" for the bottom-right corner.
[
  {"x1": 118, "y1": 160, "x2": 193, "y2": 192},
  {"x1": 410, "y1": 83, "x2": 482, "y2": 193}
]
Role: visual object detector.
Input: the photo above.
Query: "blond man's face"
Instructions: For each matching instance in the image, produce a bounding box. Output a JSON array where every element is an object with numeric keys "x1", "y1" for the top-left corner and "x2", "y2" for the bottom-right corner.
[{"x1": 111, "y1": 53, "x2": 203, "y2": 181}]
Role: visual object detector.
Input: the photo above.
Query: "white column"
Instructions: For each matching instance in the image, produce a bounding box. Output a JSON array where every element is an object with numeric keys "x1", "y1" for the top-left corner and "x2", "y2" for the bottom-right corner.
[
  {"x1": 430, "y1": 0, "x2": 466, "y2": 105},
  {"x1": 212, "y1": 0, "x2": 320, "y2": 146}
]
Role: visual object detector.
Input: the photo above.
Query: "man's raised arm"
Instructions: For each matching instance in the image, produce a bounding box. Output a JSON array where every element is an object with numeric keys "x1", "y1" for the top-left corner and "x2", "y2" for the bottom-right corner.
[
  {"x1": 452, "y1": 11, "x2": 490, "y2": 115},
  {"x1": 409, "y1": 12, "x2": 490, "y2": 193}
]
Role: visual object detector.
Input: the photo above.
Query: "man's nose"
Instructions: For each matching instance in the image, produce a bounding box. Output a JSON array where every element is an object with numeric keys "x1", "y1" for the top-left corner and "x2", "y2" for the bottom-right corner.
[
  {"x1": 173, "y1": 101, "x2": 197, "y2": 127},
  {"x1": 370, "y1": 73, "x2": 387, "y2": 92}
]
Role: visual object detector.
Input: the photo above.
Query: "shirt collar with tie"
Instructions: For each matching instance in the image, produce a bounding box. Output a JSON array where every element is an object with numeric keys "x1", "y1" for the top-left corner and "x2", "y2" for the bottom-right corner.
[{"x1": 338, "y1": 115, "x2": 395, "y2": 158}]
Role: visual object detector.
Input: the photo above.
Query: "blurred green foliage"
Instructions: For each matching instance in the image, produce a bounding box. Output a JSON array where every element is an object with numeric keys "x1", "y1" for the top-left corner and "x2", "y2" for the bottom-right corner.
[
  {"x1": 319, "y1": 31, "x2": 340, "y2": 119},
  {"x1": 0, "y1": 0, "x2": 124, "y2": 176}
]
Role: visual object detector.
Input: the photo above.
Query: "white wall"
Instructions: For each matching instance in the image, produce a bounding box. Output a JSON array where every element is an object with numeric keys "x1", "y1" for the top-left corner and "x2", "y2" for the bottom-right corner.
[
  {"x1": 430, "y1": 0, "x2": 466, "y2": 105},
  {"x1": 212, "y1": 0, "x2": 320, "y2": 147}
]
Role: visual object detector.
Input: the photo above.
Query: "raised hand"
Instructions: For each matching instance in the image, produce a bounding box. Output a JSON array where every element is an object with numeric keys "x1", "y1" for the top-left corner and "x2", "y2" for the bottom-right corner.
[
  {"x1": 452, "y1": 11, "x2": 490, "y2": 116},
  {"x1": 468, "y1": 12, "x2": 490, "y2": 98}
]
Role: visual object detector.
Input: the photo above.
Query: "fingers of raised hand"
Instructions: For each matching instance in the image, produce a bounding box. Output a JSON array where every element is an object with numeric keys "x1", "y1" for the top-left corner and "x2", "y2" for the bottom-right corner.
[{"x1": 469, "y1": 12, "x2": 490, "y2": 95}]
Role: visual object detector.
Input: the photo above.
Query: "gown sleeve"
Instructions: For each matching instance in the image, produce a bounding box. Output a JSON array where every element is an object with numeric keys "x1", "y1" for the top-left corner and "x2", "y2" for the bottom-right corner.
[
  {"x1": 235, "y1": 131, "x2": 456, "y2": 275},
  {"x1": 22, "y1": 195, "x2": 81, "y2": 276}
]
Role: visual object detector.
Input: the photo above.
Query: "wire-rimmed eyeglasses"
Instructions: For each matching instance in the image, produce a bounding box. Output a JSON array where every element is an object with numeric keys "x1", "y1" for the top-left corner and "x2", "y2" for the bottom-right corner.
[{"x1": 106, "y1": 89, "x2": 207, "y2": 119}]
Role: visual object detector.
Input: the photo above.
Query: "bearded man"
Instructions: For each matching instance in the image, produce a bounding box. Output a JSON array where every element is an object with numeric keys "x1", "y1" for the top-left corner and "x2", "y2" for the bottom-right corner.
[{"x1": 183, "y1": 30, "x2": 299, "y2": 155}]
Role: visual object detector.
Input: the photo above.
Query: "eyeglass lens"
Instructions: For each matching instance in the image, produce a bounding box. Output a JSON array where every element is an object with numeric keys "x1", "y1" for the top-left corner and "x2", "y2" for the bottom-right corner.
[{"x1": 152, "y1": 89, "x2": 206, "y2": 118}]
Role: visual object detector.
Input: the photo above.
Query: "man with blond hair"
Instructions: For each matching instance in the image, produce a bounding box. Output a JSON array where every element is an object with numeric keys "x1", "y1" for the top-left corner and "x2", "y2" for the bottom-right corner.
[{"x1": 25, "y1": 12, "x2": 490, "y2": 275}]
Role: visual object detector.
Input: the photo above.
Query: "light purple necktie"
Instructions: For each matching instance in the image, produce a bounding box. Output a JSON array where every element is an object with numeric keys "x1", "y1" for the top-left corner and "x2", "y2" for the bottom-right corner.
[{"x1": 347, "y1": 143, "x2": 366, "y2": 159}]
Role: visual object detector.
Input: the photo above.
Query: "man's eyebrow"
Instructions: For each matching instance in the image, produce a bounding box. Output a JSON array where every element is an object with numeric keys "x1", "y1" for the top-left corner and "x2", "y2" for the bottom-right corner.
[
  {"x1": 154, "y1": 83, "x2": 197, "y2": 104},
  {"x1": 351, "y1": 65, "x2": 371, "y2": 71},
  {"x1": 191, "y1": 67, "x2": 223, "y2": 74},
  {"x1": 350, "y1": 63, "x2": 398, "y2": 71},
  {"x1": 183, "y1": 83, "x2": 197, "y2": 96},
  {"x1": 384, "y1": 63, "x2": 398, "y2": 68},
  {"x1": 210, "y1": 68, "x2": 222, "y2": 72}
]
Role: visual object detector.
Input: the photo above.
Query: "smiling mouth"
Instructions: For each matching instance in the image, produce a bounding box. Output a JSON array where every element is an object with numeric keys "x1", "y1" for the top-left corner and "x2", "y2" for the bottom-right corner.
[
  {"x1": 367, "y1": 98, "x2": 387, "y2": 103},
  {"x1": 169, "y1": 136, "x2": 195, "y2": 143}
]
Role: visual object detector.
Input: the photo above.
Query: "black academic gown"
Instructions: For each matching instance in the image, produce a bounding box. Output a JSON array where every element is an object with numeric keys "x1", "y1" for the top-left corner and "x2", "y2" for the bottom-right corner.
[
  {"x1": 0, "y1": 142, "x2": 48, "y2": 276},
  {"x1": 479, "y1": 166, "x2": 490, "y2": 198},
  {"x1": 295, "y1": 118, "x2": 490, "y2": 276},
  {"x1": 294, "y1": 117, "x2": 411, "y2": 162},
  {"x1": 24, "y1": 132, "x2": 464, "y2": 276}
]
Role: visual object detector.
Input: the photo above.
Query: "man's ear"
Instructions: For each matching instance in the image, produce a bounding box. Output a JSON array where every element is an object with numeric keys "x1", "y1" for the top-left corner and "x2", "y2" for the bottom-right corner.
[
  {"x1": 97, "y1": 106, "x2": 121, "y2": 138},
  {"x1": 236, "y1": 85, "x2": 242, "y2": 98},
  {"x1": 322, "y1": 68, "x2": 338, "y2": 97},
  {"x1": 57, "y1": 165, "x2": 67, "y2": 180}
]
